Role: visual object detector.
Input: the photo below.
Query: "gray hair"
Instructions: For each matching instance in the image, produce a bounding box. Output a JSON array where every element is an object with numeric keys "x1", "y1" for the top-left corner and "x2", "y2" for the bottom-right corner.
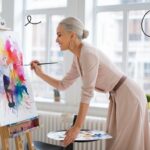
[{"x1": 59, "y1": 17, "x2": 89, "y2": 40}]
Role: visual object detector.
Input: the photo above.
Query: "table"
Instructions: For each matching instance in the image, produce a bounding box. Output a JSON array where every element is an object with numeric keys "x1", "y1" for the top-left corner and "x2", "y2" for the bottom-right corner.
[{"x1": 47, "y1": 130, "x2": 112, "y2": 150}]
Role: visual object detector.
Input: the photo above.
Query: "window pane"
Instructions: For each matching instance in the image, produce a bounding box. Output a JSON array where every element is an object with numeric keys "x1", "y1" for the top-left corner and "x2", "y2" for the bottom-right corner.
[
  {"x1": 24, "y1": 15, "x2": 46, "y2": 62},
  {"x1": 51, "y1": 15, "x2": 64, "y2": 54},
  {"x1": 26, "y1": 0, "x2": 67, "y2": 10},
  {"x1": 128, "y1": 10, "x2": 150, "y2": 93},
  {"x1": 97, "y1": 0, "x2": 150, "y2": 6},
  {"x1": 91, "y1": 12, "x2": 123, "y2": 105},
  {"x1": 48, "y1": 15, "x2": 65, "y2": 100},
  {"x1": 48, "y1": 15, "x2": 64, "y2": 79},
  {"x1": 24, "y1": 15, "x2": 49, "y2": 98},
  {"x1": 96, "y1": 12, "x2": 123, "y2": 69},
  {"x1": 0, "y1": 0, "x2": 2, "y2": 12}
]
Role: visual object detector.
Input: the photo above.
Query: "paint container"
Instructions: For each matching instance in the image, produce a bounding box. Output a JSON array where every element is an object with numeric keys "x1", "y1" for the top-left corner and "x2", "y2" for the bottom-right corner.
[{"x1": 54, "y1": 89, "x2": 60, "y2": 102}]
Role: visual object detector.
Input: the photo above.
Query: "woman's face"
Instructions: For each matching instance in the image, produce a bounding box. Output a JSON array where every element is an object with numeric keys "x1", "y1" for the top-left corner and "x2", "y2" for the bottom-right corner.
[{"x1": 56, "y1": 25, "x2": 71, "y2": 50}]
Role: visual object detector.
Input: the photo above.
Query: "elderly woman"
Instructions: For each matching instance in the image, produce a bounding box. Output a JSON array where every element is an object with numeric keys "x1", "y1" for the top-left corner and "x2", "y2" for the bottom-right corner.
[{"x1": 31, "y1": 17, "x2": 150, "y2": 150}]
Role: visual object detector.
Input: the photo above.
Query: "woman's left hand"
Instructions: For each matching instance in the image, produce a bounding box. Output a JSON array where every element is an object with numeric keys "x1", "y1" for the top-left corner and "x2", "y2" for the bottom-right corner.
[{"x1": 63, "y1": 126, "x2": 80, "y2": 147}]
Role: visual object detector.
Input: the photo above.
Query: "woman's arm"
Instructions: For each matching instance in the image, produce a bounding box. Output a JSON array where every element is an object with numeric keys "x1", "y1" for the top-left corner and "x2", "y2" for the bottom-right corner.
[
  {"x1": 74, "y1": 102, "x2": 89, "y2": 129},
  {"x1": 31, "y1": 57, "x2": 80, "y2": 90},
  {"x1": 63, "y1": 102, "x2": 89, "y2": 147},
  {"x1": 31, "y1": 61, "x2": 60, "y2": 89}
]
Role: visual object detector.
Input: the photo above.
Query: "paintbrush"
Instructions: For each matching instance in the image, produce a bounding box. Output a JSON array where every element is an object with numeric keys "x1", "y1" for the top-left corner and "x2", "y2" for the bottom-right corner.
[{"x1": 23, "y1": 62, "x2": 58, "y2": 66}]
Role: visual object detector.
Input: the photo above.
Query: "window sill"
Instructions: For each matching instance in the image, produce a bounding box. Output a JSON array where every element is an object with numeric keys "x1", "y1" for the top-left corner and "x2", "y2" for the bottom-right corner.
[
  {"x1": 35, "y1": 97, "x2": 108, "y2": 107},
  {"x1": 35, "y1": 96, "x2": 65, "y2": 104},
  {"x1": 35, "y1": 97, "x2": 108, "y2": 117},
  {"x1": 35, "y1": 97, "x2": 150, "y2": 120}
]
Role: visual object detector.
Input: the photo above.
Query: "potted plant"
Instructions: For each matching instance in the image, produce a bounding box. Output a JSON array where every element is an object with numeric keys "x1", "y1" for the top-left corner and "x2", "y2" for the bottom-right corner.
[{"x1": 146, "y1": 94, "x2": 150, "y2": 109}]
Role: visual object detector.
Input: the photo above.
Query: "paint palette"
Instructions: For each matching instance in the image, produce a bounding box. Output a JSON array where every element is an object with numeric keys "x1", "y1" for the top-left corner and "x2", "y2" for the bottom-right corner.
[{"x1": 47, "y1": 130, "x2": 112, "y2": 141}]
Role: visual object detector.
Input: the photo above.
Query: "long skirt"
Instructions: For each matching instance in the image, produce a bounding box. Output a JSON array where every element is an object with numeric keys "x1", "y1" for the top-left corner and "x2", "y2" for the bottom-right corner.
[{"x1": 106, "y1": 78, "x2": 150, "y2": 150}]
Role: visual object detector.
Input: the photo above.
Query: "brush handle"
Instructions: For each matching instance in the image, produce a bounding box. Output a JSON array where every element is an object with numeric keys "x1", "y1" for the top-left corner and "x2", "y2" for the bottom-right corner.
[{"x1": 24, "y1": 62, "x2": 58, "y2": 66}]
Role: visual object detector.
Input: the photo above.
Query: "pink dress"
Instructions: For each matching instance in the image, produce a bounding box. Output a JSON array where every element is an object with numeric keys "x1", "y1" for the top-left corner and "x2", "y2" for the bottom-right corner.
[{"x1": 58, "y1": 42, "x2": 150, "y2": 150}]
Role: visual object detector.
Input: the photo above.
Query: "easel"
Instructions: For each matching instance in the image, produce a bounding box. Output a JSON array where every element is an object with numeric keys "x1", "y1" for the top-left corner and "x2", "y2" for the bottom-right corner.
[{"x1": 0, "y1": 117, "x2": 39, "y2": 150}]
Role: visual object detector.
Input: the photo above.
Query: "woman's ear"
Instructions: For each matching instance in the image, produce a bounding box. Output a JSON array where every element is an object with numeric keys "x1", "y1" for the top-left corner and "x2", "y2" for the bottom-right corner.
[
  {"x1": 68, "y1": 32, "x2": 77, "y2": 49},
  {"x1": 70, "y1": 32, "x2": 76, "y2": 39}
]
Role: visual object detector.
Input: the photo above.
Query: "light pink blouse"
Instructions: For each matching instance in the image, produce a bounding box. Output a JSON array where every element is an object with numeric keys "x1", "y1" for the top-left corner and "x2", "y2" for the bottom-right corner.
[{"x1": 58, "y1": 42, "x2": 123, "y2": 104}]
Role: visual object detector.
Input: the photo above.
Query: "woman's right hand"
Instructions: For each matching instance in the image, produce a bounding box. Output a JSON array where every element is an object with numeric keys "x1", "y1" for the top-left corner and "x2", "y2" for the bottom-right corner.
[{"x1": 30, "y1": 60, "x2": 44, "y2": 77}]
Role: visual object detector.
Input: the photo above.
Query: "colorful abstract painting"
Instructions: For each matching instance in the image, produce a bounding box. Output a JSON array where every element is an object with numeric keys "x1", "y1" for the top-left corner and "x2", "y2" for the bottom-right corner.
[{"x1": 0, "y1": 31, "x2": 38, "y2": 126}]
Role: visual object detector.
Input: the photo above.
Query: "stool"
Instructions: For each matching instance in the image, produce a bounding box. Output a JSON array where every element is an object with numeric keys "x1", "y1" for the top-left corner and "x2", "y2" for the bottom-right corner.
[{"x1": 27, "y1": 141, "x2": 63, "y2": 150}]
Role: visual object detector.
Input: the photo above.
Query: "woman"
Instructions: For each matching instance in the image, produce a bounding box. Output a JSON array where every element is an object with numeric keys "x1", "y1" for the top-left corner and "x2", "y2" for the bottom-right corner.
[{"x1": 31, "y1": 17, "x2": 150, "y2": 150}]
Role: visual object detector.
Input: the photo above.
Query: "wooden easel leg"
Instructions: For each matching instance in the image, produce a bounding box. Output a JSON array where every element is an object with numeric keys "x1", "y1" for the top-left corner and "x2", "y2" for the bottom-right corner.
[
  {"x1": 15, "y1": 135, "x2": 23, "y2": 150},
  {"x1": 26, "y1": 131, "x2": 34, "y2": 150},
  {"x1": 1, "y1": 138, "x2": 9, "y2": 150}
]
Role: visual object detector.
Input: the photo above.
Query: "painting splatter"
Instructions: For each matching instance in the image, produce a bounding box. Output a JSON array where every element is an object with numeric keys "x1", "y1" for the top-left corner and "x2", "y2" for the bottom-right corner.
[
  {"x1": 2, "y1": 38, "x2": 29, "y2": 108},
  {"x1": 0, "y1": 31, "x2": 37, "y2": 126}
]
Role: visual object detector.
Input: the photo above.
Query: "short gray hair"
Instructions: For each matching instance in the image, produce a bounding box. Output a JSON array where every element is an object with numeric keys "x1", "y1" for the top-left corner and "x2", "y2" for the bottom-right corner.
[{"x1": 59, "y1": 17, "x2": 89, "y2": 40}]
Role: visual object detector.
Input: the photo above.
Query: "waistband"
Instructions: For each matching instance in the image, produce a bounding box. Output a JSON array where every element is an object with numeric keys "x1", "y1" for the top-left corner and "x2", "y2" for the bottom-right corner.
[{"x1": 112, "y1": 76, "x2": 127, "y2": 92}]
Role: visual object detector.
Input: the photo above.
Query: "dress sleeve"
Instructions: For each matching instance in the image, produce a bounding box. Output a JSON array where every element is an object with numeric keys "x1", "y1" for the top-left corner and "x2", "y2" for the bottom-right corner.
[
  {"x1": 58, "y1": 57, "x2": 80, "y2": 90},
  {"x1": 80, "y1": 52, "x2": 99, "y2": 104}
]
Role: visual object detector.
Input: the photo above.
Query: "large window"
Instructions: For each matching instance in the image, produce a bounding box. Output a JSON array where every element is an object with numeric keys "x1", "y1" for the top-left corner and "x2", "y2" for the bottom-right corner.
[
  {"x1": 23, "y1": 0, "x2": 150, "y2": 108},
  {"x1": 24, "y1": 1, "x2": 67, "y2": 101},
  {"x1": 86, "y1": 0, "x2": 150, "y2": 105}
]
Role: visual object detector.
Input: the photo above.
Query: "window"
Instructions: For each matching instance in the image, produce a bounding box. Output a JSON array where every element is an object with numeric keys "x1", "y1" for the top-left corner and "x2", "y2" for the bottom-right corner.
[
  {"x1": 86, "y1": 0, "x2": 150, "y2": 105},
  {"x1": 23, "y1": 0, "x2": 150, "y2": 108},
  {"x1": 128, "y1": 10, "x2": 150, "y2": 92},
  {"x1": 24, "y1": 1, "x2": 67, "y2": 101}
]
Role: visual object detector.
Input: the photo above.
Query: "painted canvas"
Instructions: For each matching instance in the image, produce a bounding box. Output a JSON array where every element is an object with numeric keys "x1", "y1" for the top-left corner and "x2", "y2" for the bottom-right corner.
[{"x1": 0, "y1": 31, "x2": 38, "y2": 126}]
